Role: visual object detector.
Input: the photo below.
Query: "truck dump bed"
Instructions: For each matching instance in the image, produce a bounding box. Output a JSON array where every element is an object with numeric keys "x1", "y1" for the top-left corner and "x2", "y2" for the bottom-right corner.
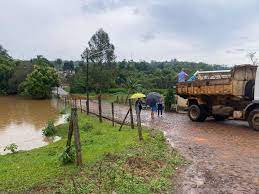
[
  {"x1": 177, "y1": 65, "x2": 257, "y2": 98},
  {"x1": 177, "y1": 78, "x2": 232, "y2": 96}
]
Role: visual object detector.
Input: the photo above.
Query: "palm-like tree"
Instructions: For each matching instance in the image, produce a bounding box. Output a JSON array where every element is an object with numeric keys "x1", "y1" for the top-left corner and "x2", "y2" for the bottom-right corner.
[{"x1": 124, "y1": 78, "x2": 142, "y2": 104}]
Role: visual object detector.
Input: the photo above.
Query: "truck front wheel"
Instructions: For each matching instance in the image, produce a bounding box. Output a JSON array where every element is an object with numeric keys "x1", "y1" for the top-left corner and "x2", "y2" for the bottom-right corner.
[
  {"x1": 188, "y1": 105, "x2": 207, "y2": 122},
  {"x1": 248, "y1": 109, "x2": 259, "y2": 131}
]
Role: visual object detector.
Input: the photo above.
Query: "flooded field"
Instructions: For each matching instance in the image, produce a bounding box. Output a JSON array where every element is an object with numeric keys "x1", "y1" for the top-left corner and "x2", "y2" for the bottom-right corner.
[{"x1": 0, "y1": 96, "x2": 65, "y2": 154}]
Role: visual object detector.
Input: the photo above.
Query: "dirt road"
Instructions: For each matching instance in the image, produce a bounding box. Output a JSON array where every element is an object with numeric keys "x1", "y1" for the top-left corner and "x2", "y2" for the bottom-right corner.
[{"x1": 83, "y1": 100, "x2": 259, "y2": 193}]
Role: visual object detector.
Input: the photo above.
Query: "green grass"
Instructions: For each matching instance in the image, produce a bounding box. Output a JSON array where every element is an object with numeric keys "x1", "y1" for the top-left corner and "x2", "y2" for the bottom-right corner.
[{"x1": 0, "y1": 114, "x2": 184, "y2": 193}]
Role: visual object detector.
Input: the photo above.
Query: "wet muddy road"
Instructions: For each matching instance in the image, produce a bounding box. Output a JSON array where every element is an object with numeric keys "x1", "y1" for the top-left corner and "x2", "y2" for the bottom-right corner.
[{"x1": 81, "y1": 100, "x2": 259, "y2": 193}]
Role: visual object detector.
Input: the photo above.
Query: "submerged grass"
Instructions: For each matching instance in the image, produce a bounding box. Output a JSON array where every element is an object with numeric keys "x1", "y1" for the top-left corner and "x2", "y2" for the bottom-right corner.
[{"x1": 0, "y1": 114, "x2": 184, "y2": 193}]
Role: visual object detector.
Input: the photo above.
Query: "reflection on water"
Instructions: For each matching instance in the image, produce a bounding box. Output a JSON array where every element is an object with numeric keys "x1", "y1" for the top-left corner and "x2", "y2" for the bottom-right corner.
[{"x1": 0, "y1": 96, "x2": 66, "y2": 154}]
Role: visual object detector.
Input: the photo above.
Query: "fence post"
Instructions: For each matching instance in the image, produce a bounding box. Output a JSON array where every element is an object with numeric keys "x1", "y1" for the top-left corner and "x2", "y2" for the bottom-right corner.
[
  {"x1": 66, "y1": 110, "x2": 73, "y2": 148},
  {"x1": 80, "y1": 99, "x2": 82, "y2": 113},
  {"x1": 98, "y1": 94, "x2": 102, "y2": 123},
  {"x1": 85, "y1": 100, "x2": 88, "y2": 114},
  {"x1": 111, "y1": 102, "x2": 115, "y2": 127},
  {"x1": 136, "y1": 108, "x2": 143, "y2": 141},
  {"x1": 128, "y1": 99, "x2": 134, "y2": 129},
  {"x1": 86, "y1": 93, "x2": 90, "y2": 115},
  {"x1": 72, "y1": 107, "x2": 83, "y2": 166},
  {"x1": 74, "y1": 98, "x2": 77, "y2": 108},
  {"x1": 119, "y1": 109, "x2": 130, "y2": 131}
]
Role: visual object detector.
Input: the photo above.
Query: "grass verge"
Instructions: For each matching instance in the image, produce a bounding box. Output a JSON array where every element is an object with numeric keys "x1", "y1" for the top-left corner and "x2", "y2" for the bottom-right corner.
[{"x1": 0, "y1": 114, "x2": 184, "y2": 193}]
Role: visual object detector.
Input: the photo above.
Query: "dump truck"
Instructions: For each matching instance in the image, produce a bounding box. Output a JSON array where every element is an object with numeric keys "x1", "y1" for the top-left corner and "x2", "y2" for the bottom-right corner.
[{"x1": 176, "y1": 64, "x2": 259, "y2": 131}]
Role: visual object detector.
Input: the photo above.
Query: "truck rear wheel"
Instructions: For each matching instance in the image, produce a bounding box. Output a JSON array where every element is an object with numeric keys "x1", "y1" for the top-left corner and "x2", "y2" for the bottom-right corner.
[
  {"x1": 248, "y1": 109, "x2": 259, "y2": 131},
  {"x1": 188, "y1": 105, "x2": 207, "y2": 122}
]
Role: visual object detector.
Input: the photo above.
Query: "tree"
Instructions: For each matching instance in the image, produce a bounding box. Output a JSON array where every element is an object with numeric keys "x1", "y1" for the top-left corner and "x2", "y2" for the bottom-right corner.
[
  {"x1": 55, "y1": 58, "x2": 63, "y2": 71},
  {"x1": 0, "y1": 44, "x2": 11, "y2": 60},
  {"x1": 0, "y1": 45, "x2": 15, "y2": 94},
  {"x1": 19, "y1": 65, "x2": 59, "y2": 99},
  {"x1": 124, "y1": 78, "x2": 142, "y2": 103},
  {"x1": 63, "y1": 61, "x2": 74, "y2": 72},
  {"x1": 31, "y1": 55, "x2": 52, "y2": 67},
  {"x1": 7, "y1": 61, "x2": 33, "y2": 94},
  {"x1": 81, "y1": 28, "x2": 116, "y2": 93}
]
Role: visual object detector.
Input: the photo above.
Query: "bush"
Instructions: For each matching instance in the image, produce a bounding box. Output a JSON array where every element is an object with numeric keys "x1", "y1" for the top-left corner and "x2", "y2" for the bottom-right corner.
[
  {"x1": 4, "y1": 143, "x2": 18, "y2": 153},
  {"x1": 164, "y1": 89, "x2": 175, "y2": 111},
  {"x1": 59, "y1": 146, "x2": 75, "y2": 164},
  {"x1": 19, "y1": 65, "x2": 59, "y2": 99},
  {"x1": 42, "y1": 120, "x2": 56, "y2": 136}
]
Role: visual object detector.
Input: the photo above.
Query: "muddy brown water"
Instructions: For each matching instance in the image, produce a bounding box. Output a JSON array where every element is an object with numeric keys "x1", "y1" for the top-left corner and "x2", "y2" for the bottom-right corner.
[{"x1": 0, "y1": 96, "x2": 66, "y2": 154}]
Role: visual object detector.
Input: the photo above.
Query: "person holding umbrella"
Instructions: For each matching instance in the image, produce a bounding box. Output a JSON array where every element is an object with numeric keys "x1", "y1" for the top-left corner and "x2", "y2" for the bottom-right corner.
[
  {"x1": 146, "y1": 92, "x2": 162, "y2": 119},
  {"x1": 130, "y1": 93, "x2": 146, "y2": 114},
  {"x1": 135, "y1": 98, "x2": 143, "y2": 113}
]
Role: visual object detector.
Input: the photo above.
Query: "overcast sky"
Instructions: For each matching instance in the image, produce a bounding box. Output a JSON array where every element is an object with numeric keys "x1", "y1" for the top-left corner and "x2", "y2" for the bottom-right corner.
[{"x1": 1, "y1": 0, "x2": 259, "y2": 65}]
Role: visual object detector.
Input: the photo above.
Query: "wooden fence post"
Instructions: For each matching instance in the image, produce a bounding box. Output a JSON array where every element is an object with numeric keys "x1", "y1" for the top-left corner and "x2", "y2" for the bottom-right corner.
[
  {"x1": 87, "y1": 94, "x2": 90, "y2": 114},
  {"x1": 72, "y1": 107, "x2": 83, "y2": 166},
  {"x1": 136, "y1": 109, "x2": 143, "y2": 141},
  {"x1": 75, "y1": 98, "x2": 77, "y2": 108},
  {"x1": 119, "y1": 109, "x2": 130, "y2": 131},
  {"x1": 85, "y1": 100, "x2": 88, "y2": 114},
  {"x1": 80, "y1": 99, "x2": 82, "y2": 113},
  {"x1": 98, "y1": 94, "x2": 102, "y2": 123},
  {"x1": 111, "y1": 102, "x2": 115, "y2": 127},
  {"x1": 129, "y1": 99, "x2": 134, "y2": 129},
  {"x1": 66, "y1": 110, "x2": 73, "y2": 148}
]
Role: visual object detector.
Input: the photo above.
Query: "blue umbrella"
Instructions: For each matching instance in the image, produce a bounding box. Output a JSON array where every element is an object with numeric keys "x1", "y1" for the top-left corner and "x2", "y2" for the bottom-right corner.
[{"x1": 146, "y1": 92, "x2": 162, "y2": 106}]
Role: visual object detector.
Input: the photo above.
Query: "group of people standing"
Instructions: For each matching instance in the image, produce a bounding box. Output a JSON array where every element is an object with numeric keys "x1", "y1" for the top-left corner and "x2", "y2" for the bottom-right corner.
[{"x1": 135, "y1": 97, "x2": 164, "y2": 119}]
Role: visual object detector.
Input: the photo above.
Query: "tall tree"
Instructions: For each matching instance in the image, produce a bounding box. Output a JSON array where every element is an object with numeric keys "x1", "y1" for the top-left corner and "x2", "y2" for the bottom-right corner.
[
  {"x1": 55, "y1": 58, "x2": 63, "y2": 71},
  {"x1": 63, "y1": 61, "x2": 74, "y2": 73},
  {"x1": 81, "y1": 28, "x2": 116, "y2": 93}
]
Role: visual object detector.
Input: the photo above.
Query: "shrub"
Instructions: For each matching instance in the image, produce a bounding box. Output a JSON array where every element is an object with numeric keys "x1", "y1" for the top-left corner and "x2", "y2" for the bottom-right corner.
[
  {"x1": 164, "y1": 89, "x2": 175, "y2": 111},
  {"x1": 42, "y1": 120, "x2": 56, "y2": 136},
  {"x1": 4, "y1": 143, "x2": 18, "y2": 153},
  {"x1": 59, "y1": 146, "x2": 75, "y2": 164},
  {"x1": 19, "y1": 65, "x2": 59, "y2": 99}
]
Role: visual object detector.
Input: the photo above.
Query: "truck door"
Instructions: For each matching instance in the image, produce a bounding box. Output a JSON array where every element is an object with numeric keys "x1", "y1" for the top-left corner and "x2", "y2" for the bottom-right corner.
[{"x1": 255, "y1": 66, "x2": 259, "y2": 101}]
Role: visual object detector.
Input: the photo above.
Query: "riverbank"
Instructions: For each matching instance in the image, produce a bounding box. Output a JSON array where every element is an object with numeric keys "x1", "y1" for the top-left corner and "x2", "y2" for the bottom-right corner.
[{"x1": 0, "y1": 113, "x2": 184, "y2": 193}]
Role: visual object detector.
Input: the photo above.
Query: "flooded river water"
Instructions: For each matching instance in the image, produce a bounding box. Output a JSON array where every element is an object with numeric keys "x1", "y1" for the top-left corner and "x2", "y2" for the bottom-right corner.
[{"x1": 0, "y1": 96, "x2": 65, "y2": 154}]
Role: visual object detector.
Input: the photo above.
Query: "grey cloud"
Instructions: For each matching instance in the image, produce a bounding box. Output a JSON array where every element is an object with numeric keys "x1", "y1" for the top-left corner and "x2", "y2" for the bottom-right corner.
[
  {"x1": 147, "y1": 0, "x2": 259, "y2": 47},
  {"x1": 141, "y1": 32, "x2": 156, "y2": 42},
  {"x1": 81, "y1": 0, "x2": 139, "y2": 13},
  {"x1": 235, "y1": 48, "x2": 245, "y2": 52}
]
